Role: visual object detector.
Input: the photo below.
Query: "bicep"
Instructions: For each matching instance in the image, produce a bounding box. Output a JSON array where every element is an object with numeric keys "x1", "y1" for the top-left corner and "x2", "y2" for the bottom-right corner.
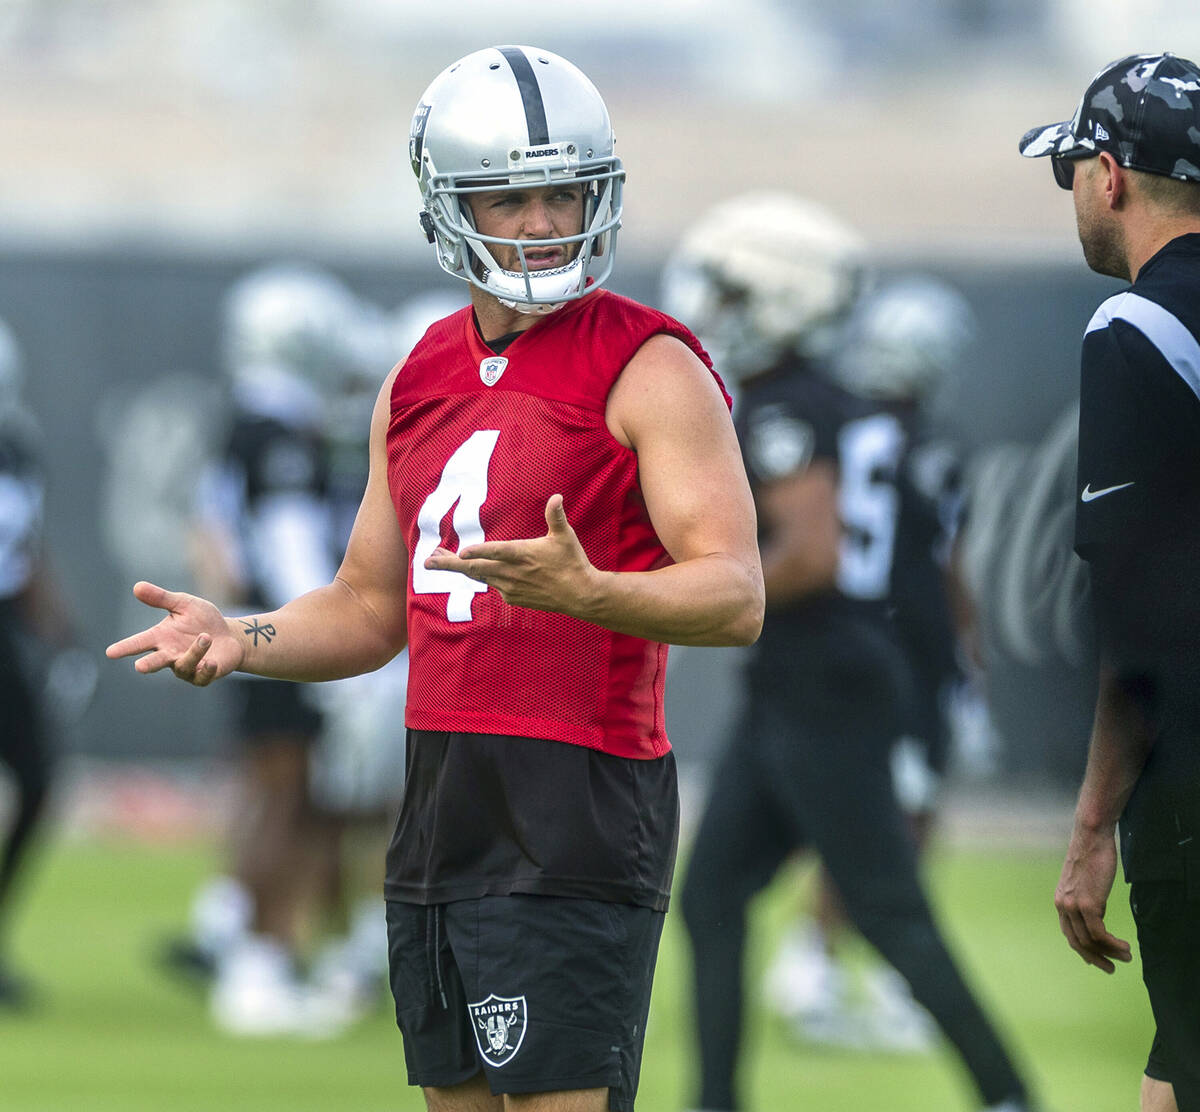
[{"x1": 609, "y1": 335, "x2": 759, "y2": 567}]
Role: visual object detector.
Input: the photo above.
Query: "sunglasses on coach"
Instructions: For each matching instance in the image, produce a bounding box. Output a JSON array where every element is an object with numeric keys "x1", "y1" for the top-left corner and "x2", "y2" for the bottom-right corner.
[{"x1": 1051, "y1": 151, "x2": 1098, "y2": 190}]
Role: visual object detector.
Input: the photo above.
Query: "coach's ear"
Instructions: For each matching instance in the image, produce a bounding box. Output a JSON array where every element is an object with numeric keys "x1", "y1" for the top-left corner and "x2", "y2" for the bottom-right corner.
[{"x1": 1097, "y1": 152, "x2": 1127, "y2": 211}]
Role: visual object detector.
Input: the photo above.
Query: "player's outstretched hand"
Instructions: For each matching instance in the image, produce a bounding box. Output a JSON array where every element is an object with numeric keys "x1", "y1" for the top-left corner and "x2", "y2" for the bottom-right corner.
[
  {"x1": 424, "y1": 494, "x2": 599, "y2": 617},
  {"x1": 105, "y1": 581, "x2": 244, "y2": 687},
  {"x1": 1054, "y1": 823, "x2": 1133, "y2": 974}
]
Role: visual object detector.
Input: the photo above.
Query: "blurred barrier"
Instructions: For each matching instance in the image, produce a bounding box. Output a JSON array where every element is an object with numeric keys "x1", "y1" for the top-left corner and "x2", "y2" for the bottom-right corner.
[{"x1": 0, "y1": 245, "x2": 1114, "y2": 783}]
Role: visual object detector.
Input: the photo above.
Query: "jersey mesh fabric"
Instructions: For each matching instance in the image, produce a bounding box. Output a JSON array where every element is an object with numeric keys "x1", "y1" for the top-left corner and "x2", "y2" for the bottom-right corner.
[{"x1": 387, "y1": 290, "x2": 722, "y2": 759}]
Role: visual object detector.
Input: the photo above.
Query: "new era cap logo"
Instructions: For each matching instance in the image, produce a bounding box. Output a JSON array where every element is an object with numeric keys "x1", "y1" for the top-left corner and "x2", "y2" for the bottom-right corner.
[{"x1": 1095, "y1": 123, "x2": 1110, "y2": 141}]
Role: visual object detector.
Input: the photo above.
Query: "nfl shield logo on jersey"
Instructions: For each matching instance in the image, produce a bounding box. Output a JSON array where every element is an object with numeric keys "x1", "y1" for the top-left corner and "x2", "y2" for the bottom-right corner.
[
  {"x1": 468, "y1": 993, "x2": 528, "y2": 1067},
  {"x1": 479, "y1": 356, "x2": 508, "y2": 386}
]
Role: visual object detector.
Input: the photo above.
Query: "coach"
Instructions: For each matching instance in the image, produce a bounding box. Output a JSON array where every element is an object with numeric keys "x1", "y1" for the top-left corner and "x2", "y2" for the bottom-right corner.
[{"x1": 1021, "y1": 52, "x2": 1200, "y2": 1112}]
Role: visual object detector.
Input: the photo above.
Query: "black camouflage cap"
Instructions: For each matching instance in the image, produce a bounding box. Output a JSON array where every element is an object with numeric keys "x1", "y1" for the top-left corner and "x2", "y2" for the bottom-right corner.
[{"x1": 1019, "y1": 52, "x2": 1200, "y2": 182}]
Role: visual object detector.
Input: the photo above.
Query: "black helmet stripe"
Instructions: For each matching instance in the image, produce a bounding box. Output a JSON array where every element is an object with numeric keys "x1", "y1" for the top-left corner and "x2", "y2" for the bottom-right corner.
[{"x1": 499, "y1": 47, "x2": 550, "y2": 147}]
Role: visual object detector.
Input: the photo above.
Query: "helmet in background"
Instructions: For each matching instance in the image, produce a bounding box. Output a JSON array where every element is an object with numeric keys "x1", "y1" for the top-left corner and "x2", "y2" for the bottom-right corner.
[
  {"x1": 221, "y1": 263, "x2": 374, "y2": 420},
  {"x1": 410, "y1": 45, "x2": 624, "y2": 314},
  {"x1": 388, "y1": 289, "x2": 467, "y2": 359},
  {"x1": 661, "y1": 192, "x2": 868, "y2": 382},
  {"x1": 833, "y1": 275, "x2": 977, "y2": 403}
]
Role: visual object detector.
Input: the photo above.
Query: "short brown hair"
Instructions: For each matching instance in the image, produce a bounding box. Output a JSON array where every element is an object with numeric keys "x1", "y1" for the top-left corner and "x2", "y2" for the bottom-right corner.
[{"x1": 1130, "y1": 168, "x2": 1200, "y2": 216}]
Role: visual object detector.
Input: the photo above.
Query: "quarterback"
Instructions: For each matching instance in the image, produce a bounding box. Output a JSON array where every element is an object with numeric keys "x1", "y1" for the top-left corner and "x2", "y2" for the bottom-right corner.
[{"x1": 108, "y1": 44, "x2": 763, "y2": 1112}]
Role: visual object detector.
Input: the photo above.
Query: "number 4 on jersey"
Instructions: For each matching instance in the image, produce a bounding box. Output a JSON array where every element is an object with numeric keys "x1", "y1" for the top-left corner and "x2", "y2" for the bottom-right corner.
[{"x1": 411, "y1": 430, "x2": 500, "y2": 622}]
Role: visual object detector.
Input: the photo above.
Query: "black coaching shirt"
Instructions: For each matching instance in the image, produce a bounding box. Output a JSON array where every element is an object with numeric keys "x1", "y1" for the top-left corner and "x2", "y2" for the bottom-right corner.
[{"x1": 1075, "y1": 232, "x2": 1200, "y2": 880}]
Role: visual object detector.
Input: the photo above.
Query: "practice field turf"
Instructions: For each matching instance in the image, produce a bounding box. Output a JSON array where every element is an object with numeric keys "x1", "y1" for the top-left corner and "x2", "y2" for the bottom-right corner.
[{"x1": 0, "y1": 835, "x2": 1151, "y2": 1112}]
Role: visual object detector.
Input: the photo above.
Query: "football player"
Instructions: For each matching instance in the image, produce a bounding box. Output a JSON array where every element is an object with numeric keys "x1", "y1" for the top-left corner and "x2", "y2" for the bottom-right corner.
[{"x1": 664, "y1": 193, "x2": 1037, "y2": 1112}]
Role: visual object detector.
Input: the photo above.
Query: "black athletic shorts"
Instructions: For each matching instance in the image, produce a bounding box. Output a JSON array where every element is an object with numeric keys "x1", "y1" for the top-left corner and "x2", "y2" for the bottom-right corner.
[
  {"x1": 1131, "y1": 880, "x2": 1200, "y2": 1108},
  {"x1": 385, "y1": 894, "x2": 665, "y2": 1111},
  {"x1": 235, "y1": 678, "x2": 321, "y2": 744}
]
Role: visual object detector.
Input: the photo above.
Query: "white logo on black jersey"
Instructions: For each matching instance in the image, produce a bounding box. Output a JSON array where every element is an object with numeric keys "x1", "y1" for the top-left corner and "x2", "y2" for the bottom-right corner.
[
  {"x1": 1080, "y1": 480, "x2": 1134, "y2": 502},
  {"x1": 746, "y1": 405, "x2": 816, "y2": 481},
  {"x1": 469, "y1": 993, "x2": 528, "y2": 1067}
]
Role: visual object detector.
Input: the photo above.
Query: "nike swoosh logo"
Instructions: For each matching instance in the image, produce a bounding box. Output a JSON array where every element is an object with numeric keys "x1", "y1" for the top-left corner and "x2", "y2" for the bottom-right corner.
[{"x1": 1081, "y1": 481, "x2": 1135, "y2": 502}]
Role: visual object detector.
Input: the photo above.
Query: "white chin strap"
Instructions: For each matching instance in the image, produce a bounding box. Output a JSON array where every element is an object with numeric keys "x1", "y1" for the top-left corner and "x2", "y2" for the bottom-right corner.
[{"x1": 484, "y1": 257, "x2": 586, "y2": 315}]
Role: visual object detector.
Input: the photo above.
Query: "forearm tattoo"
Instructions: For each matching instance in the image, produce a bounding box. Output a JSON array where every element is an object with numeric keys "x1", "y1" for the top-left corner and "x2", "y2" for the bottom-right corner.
[{"x1": 240, "y1": 618, "x2": 277, "y2": 647}]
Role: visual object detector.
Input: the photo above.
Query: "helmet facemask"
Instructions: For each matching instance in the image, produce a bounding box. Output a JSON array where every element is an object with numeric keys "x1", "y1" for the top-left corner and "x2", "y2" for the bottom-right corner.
[{"x1": 425, "y1": 161, "x2": 623, "y2": 315}]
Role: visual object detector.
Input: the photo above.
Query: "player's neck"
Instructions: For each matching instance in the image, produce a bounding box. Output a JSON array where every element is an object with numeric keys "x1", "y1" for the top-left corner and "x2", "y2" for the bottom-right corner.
[{"x1": 470, "y1": 287, "x2": 547, "y2": 344}]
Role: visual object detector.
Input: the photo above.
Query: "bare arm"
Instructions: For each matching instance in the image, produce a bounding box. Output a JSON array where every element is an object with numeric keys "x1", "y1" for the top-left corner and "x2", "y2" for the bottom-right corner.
[
  {"x1": 755, "y1": 460, "x2": 840, "y2": 607},
  {"x1": 1054, "y1": 658, "x2": 1149, "y2": 973},
  {"x1": 107, "y1": 369, "x2": 410, "y2": 685},
  {"x1": 425, "y1": 334, "x2": 764, "y2": 646}
]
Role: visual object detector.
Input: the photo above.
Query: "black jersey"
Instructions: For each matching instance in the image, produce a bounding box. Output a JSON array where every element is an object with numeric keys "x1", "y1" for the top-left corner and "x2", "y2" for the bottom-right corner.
[
  {"x1": 385, "y1": 730, "x2": 679, "y2": 911},
  {"x1": 0, "y1": 411, "x2": 44, "y2": 675},
  {"x1": 0, "y1": 410, "x2": 43, "y2": 605},
  {"x1": 736, "y1": 364, "x2": 907, "y2": 661},
  {"x1": 208, "y1": 404, "x2": 335, "y2": 613},
  {"x1": 889, "y1": 416, "x2": 963, "y2": 759},
  {"x1": 1074, "y1": 233, "x2": 1200, "y2": 879}
]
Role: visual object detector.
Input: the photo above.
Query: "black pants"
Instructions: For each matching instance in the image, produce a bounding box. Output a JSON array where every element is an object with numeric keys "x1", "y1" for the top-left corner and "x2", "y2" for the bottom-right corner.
[
  {"x1": 681, "y1": 656, "x2": 1027, "y2": 1111},
  {"x1": 1133, "y1": 880, "x2": 1200, "y2": 1109},
  {"x1": 0, "y1": 671, "x2": 54, "y2": 942}
]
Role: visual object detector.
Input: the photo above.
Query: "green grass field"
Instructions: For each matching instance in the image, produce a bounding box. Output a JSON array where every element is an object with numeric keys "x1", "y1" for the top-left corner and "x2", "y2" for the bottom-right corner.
[{"x1": 0, "y1": 836, "x2": 1151, "y2": 1112}]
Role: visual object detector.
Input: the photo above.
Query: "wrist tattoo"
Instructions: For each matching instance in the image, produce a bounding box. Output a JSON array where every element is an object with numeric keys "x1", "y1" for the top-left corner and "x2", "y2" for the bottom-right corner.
[{"x1": 240, "y1": 618, "x2": 277, "y2": 647}]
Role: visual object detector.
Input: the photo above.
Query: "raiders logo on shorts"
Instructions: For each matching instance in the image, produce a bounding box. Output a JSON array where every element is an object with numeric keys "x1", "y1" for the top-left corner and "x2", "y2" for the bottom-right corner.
[{"x1": 468, "y1": 993, "x2": 528, "y2": 1067}]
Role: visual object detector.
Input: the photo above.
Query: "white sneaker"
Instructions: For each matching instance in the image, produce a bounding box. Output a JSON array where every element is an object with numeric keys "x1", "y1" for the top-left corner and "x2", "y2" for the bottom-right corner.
[
  {"x1": 761, "y1": 924, "x2": 844, "y2": 1023},
  {"x1": 307, "y1": 942, "x2": 380, "y2": 1030},
  {"x1": 857, "y1": 967, "x2": 937, "y2": 1054},
  {"x1": 211, "y1": 936, "x2": 345, "y2": 1039},
  {"x1": 190, "y1": 876, "x2": 252, "y2": 964}
]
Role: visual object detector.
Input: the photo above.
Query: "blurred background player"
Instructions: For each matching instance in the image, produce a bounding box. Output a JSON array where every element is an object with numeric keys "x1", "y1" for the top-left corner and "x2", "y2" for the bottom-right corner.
[
  {"x1": 301, "y1": 285, "x2": 464, "y2": 1029},
  {"x1": 162, "y1": 264, "x2": 459, "y2": 1036},
  {"x1": 760, "y1": 274, "x2": 979, "y2": 1051},
  {"x1": 0, "y1": 317, "x2": 95, "y2": 1009},
  {"x1": 664, "y1": 192, "x2": 1035, "y2": 1112}
]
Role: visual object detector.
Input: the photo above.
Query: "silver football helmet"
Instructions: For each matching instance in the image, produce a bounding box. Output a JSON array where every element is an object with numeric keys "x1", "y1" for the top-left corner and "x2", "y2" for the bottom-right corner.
[
  {"x1": 833, "y1": 275, "x2": 977, "y2": 403},
  {"x1": 221, "y1": 263, "x2": 375, "y2": 419},
  {"x1": 410, "y1": 45, "x2": 624, "y2": 314},
  {"x1": 661, "y1": 192, "x2": 868, "y2": 382}
]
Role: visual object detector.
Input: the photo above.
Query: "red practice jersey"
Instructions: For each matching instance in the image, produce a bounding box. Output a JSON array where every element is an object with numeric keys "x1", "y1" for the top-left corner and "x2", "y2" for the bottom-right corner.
[{"x1": 386, "y1": 288, "x2": 725, "y2": 759}]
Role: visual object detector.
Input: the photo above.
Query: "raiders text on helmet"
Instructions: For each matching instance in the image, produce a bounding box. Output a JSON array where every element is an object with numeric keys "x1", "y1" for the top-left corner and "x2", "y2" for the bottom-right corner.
[{"x1": 410, "y1": 45, "x2": 624, "y2": 314}]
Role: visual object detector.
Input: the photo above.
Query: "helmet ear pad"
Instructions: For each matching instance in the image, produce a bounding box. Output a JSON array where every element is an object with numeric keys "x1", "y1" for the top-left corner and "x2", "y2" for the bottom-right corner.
[{"x1": 419, "y1": 211, "x2": 437, "y2": 245}]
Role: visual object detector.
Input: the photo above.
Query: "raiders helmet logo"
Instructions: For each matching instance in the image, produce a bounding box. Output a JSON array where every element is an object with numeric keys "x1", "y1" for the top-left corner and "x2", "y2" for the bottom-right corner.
[
  {"x1": 479, "y1": 356, "x2": 508, "y2": 386},
  {"x1": 468, "y1": 993, "x2": 528, "y2": 1067}
]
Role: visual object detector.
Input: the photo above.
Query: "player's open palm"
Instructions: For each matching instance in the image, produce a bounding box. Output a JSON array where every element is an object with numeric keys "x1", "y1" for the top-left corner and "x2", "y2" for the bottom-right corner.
[{"x1": 106, "y1": 581, "x2": 244, "y2": 687}]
